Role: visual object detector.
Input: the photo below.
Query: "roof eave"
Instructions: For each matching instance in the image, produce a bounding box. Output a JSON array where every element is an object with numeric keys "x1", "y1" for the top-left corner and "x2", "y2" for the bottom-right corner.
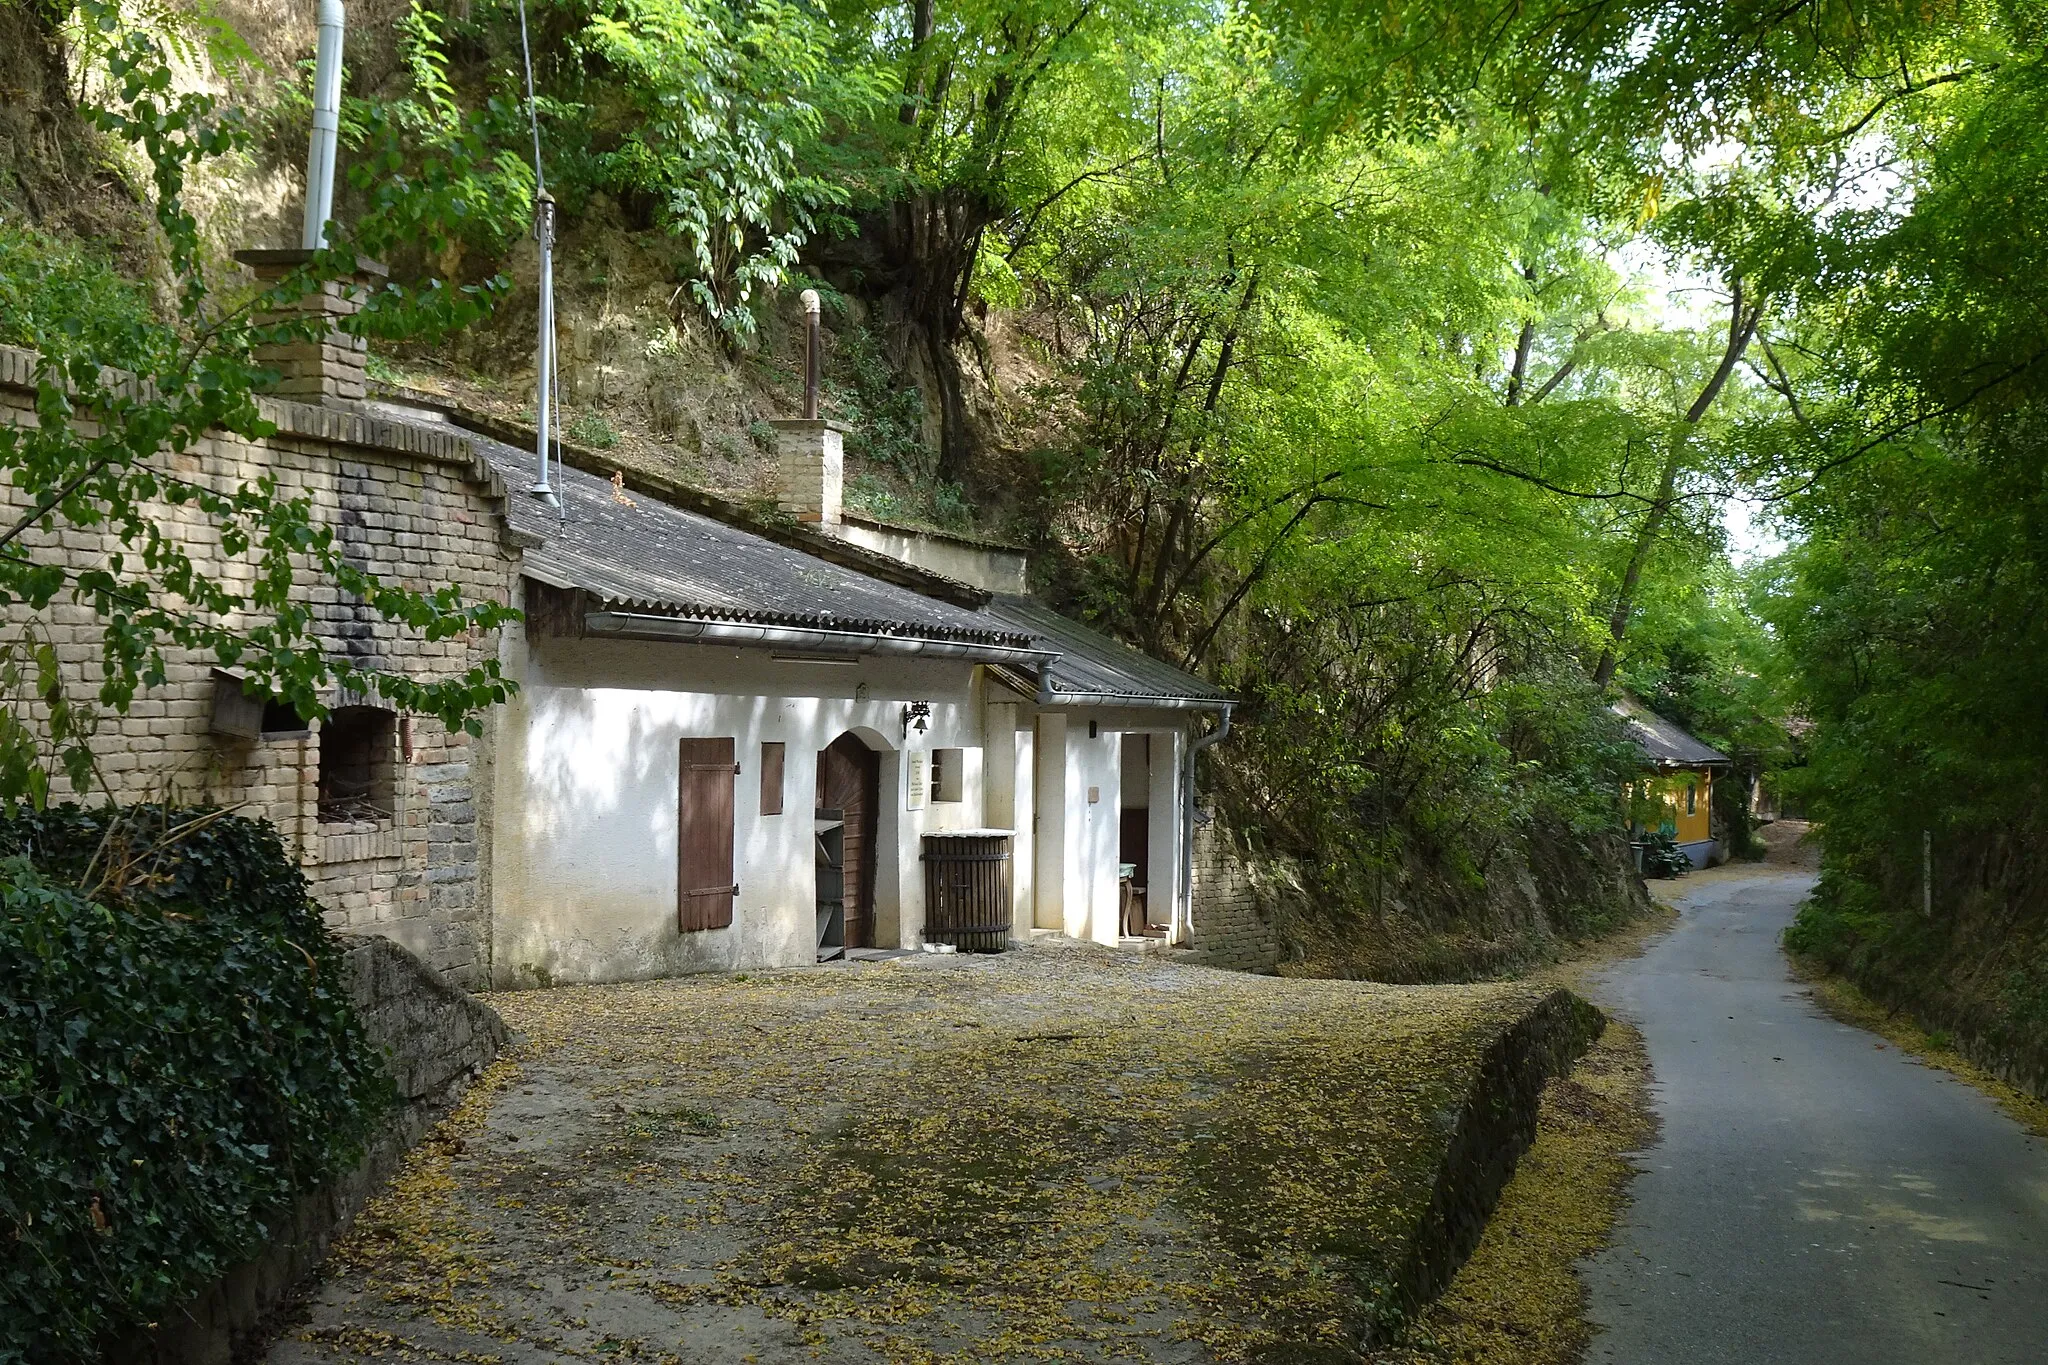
[
  {"x1": 583, "y1": 610, "x2": 1055, "y2": 666},
  {"x1": 1035, "y1": 689, "x2": 1234, "y2": 711}
]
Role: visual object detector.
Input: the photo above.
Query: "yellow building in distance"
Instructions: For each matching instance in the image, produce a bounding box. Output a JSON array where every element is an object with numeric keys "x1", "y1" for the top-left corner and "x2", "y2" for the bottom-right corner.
[{"x1": 1614, "y1": 694, "x2": 1731, "y2": 868}]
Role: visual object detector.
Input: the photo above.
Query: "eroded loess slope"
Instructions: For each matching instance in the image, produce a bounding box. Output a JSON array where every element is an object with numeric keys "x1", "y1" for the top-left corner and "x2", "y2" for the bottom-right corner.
[{"x1": 271, "y1": 942, "x2": 1596, "y2": 1364}]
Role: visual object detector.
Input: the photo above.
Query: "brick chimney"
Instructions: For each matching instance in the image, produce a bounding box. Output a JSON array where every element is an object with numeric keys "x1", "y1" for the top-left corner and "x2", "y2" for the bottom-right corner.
[
  {"x1": 770, "y1": 418, "x2": 848, "y2": 524},
  {"x1": 233, "y1": 249, "x2": 387, "y2": 405}
]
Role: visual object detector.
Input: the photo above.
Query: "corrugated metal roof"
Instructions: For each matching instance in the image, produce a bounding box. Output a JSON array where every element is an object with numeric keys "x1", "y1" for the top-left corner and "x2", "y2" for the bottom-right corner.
[
  {"x1": 1613, "y1": 695, "x2": 1731, "y2": 768},
  {"x1": 980, "y1": 595, "x2": 1231, "y2": 709},
  {"x1": 465, "y1": 430, "x2": 1027, "y2": 646}
]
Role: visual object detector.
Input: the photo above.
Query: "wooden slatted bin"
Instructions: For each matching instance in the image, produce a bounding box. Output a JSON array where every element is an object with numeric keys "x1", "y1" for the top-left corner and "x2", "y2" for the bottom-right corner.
[{"x1": 920, "y1": 830, "x2": 1013, "y2": 953}]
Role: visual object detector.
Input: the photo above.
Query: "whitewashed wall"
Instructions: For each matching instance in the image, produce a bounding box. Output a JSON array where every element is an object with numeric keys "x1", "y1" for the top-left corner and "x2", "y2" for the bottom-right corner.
[
  {"x1": 490, "y1": 630, "x2": 987, "y2": 986},
  {"x1": 1019, "y1": 708, "x2": 1190, "y2": 946},
  {"x1": 1063, "y1": 721, "x2": 1122, "y2": 944},
  {"x1": 1031, "y1": 714, "x2": 1064, "y2": 932},
  {"x1": 1146, "y1": 730, "x2": 1184, "y2": 936}
]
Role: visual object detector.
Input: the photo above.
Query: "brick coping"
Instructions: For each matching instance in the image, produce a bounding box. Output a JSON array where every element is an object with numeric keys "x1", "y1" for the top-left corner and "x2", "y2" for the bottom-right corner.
[{"x1": 0, "y1": 343, "x2": 481, "y2": 471}]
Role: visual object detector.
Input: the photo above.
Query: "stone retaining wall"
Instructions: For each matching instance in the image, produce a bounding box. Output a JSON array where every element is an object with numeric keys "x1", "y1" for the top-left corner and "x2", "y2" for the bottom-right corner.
[
  {"x1": 1382, "y1": 987, "x2": 1606, "y2": 1334},
  {"x1": 1183, "y1": 816, "x2": 1284, "y2": 973}
]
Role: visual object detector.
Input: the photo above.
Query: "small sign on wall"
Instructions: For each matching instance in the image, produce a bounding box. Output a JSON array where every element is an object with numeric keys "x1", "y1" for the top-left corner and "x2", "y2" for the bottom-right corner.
[{"x1": 906, "y1": 750, "x2": 928, "y2": 810}]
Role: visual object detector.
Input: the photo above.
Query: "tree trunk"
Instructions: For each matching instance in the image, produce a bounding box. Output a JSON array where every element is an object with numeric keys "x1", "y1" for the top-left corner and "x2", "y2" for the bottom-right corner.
[
  {"x1": 1590, "y1": 435, "x2": 1683, "y2": 687},
  {"x1": 900, "y1": 0, "x2": 935, "y2": 124},
  {"x1": 1590, "y1": 282, "x2": 1761, "y2": 687}
]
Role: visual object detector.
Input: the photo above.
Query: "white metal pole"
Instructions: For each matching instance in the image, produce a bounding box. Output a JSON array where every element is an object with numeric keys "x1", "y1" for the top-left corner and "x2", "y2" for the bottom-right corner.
[
  {"x1": 302, "y1": 0, "x2": 346, "y2": 250},
  {"x1": 532, "y1": 192, "x2": 558, "y2": 502},
  {"x1": 515, "y1": 0, "x2": 560, "y2": 509}
]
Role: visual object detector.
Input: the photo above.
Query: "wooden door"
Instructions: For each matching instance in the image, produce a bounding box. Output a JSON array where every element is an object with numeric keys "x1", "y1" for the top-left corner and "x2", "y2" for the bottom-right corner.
[
  {"x1": 816, "y1": 734, "x2": 879, "y2": 948},
  {"x1": 678, "y1": 737, "x2": 736, "y2": 931}
]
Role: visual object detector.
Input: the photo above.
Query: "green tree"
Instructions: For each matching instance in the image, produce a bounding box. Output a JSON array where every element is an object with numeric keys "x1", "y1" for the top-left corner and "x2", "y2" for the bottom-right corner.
[
  {"x1": 578, "y1": 0, "x2": 887, "y2": 344},
  {"x1": 829, "y1": 0, "x2": 1180, "y2": 475}
]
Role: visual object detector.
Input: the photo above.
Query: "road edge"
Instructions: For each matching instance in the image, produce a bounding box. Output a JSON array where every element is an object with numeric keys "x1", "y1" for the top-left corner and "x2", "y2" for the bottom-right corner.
[{"x1": 1786, "y1": 952, "x2": 2048, "y2": 1139}]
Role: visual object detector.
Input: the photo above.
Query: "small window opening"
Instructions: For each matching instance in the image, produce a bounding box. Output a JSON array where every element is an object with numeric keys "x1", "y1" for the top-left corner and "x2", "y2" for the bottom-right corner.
[
  {"x1": 261, "y1": 698, "x2": 310, "y2": 736},
  {"x1": 319, "y1": 707, "x2": 397, "y2": 823},
  {"x1": 931, "y1": 747, "x2": 964, "y2": 802},
  {"x1": 1686, "y1": 783, "x2": 1697, "y2": 816},
  {"x1": 760, "y1": 741, "x2": 786, "y2": 815}
]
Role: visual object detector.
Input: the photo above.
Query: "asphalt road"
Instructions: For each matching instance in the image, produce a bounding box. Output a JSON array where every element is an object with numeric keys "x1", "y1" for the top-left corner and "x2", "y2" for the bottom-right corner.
[{"x1": 1580, "y1": 867, "x2": 2048, "y2": 1364}]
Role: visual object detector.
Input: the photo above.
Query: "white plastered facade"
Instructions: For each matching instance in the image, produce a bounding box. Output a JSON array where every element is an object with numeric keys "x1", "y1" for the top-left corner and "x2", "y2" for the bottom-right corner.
[
  {"x1": 488, "y1": 593, "x2": 1202, "y2": 985},
  {"x1": 491, "y1": 607, "x2": 997, "y2": 985}
]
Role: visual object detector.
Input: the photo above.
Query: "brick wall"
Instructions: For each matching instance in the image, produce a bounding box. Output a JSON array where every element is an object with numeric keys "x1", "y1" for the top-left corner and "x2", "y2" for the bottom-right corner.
[
  {"x1": 0, "y1": 346, "x2": 520, "y2": 987},
  {"x1": 1184, "y1": 815, "x2": 1283, "y2": 973}
]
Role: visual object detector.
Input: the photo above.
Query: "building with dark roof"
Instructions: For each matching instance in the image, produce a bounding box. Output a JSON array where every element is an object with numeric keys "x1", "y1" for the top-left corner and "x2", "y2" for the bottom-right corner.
[
  {"x1": 372, "y1": 405, "x2": 1233, "y2": 982},
  {"x1": 1614, "y1": 694, "x2": 1731, "y2": 869}
]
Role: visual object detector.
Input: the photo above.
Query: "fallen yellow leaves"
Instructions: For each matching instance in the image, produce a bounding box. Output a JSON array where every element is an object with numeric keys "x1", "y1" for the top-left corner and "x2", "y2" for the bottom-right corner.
[{"x1": 282, "y1": 940, "x2": 1579, "y2": 1364}]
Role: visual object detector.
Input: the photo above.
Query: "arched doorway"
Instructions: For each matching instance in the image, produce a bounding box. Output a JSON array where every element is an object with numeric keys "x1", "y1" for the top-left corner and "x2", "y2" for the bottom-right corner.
[{"x1": 817, "y1": 732, "x2": 880, "y2": 948}]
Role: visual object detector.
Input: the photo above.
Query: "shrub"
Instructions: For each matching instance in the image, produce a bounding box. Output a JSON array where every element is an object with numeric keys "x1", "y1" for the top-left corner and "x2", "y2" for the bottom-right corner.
[
  {"x1": 1639, "y1": 830, "x2": 1692, "y2": 878},
  {"x1": 0, "y1": 805, "x2": 392, "y2": 1364},
  {"x1": 567, "y1": 410, "x2": 620, "y2": 449}
]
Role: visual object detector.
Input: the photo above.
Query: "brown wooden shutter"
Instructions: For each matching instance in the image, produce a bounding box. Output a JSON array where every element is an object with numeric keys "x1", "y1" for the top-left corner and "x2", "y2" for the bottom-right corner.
[
  {"x1": 677, "y1": 737, "x2": 736, "y2": 931},
  {"x1": 760, "y1": 741, "x2": 785, "y2": 816}
]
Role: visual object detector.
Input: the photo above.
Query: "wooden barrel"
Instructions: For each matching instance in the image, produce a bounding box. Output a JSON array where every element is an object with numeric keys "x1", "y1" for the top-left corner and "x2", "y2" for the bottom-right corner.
[{"x1": 920, "y1": 831, "x2": 1013, "y2": 953}]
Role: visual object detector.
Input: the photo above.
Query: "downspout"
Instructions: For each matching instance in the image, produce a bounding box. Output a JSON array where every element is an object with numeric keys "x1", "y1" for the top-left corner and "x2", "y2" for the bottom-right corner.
[
  {"x1": 1177, "y1": 705, "x2": 1231, "y2": 944},
  {"x1": 301, "y1": 0, "x2": 346, "y2": 250}
]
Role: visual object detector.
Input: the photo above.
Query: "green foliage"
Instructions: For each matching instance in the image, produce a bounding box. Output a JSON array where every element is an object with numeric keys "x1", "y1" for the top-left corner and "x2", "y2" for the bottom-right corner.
[
  {"x1": 0, "y1": 0, "x2": 519, "y2": 804},
  {"x1": 1757, "y1": 23, "x2": 2048, "y2": 898},
  {"x1": 0, "y1": 225, "x2": 165, "y2": 371},
  {"x1": 333, "y1": 1, "x2": 539, "y2": 260},
  {"x1": 564, "y1": 0, "x2": 885, "y2": 342},
  {"x1": 993, "y1": 12, "x2": 1748, "y2": 891},
  {"x1": 1638, "y1": 831, "x2": 1692, "y2": 880},
  {"x1": 1723, "y1": 14, "x2": 2048, "y2": 1077},
  {"x1": 844, "y1": 471, "x2": 904, "y2": 519},
  {"x1": 819, "y1": 322, "x2": 984, "y2": 527},
  {"x1": 828, "y1": 323, "x2": 933, "y2": 479},
  {"x1": 0, "y1": 804, "x2": 392, "y2": 1364},
  {"x1": 567, "y1": 410, "x2": 621, "y2": 448}
]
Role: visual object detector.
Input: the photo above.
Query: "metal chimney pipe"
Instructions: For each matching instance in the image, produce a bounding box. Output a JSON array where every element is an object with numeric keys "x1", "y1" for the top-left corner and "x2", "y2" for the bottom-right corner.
[
  {"x1": 301, "y1": 0, "x2": 346, "y2": 250},
  {"x1": 801, "y1": 288, "x2": 821, "y2": 420},
  {"x1": 531, "y1": 191, "x2": 560, "y2": 505}
]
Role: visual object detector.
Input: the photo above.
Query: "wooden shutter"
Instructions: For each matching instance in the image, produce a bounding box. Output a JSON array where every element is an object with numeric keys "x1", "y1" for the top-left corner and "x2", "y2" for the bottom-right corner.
[
  {"x1": 760, "y1": 741, "x2": 785, "y2": 816},
  {"x1": 677, "y1": 737, "x2": 737, "y2": 931}
]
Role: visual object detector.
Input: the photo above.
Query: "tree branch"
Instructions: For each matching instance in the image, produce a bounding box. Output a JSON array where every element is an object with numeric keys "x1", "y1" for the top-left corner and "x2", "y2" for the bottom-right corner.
[{"x1": 1819, "y1": 65, "x2": 1993, "y2": 146}]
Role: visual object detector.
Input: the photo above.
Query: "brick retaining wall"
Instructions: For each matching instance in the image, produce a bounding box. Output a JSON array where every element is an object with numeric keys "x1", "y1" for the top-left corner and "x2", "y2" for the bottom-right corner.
[{"x1": 1184, "y1": 816, "x2": 1283, "y2": 973}]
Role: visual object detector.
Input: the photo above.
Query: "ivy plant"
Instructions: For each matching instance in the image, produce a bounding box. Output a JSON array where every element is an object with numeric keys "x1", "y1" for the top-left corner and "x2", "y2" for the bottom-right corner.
[{"x1": 0, "y1": 804, "x2": 394, "y2": 1363}]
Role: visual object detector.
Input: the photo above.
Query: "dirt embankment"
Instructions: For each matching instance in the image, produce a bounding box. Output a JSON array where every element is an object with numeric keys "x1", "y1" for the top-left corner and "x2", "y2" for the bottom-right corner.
[
  {"x1": 1266, "y1": 825, "x2": 1653, "y2": 986},
  {"x1": 270, "y1": 944, "x2": 1601, "y2": 1364}
]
